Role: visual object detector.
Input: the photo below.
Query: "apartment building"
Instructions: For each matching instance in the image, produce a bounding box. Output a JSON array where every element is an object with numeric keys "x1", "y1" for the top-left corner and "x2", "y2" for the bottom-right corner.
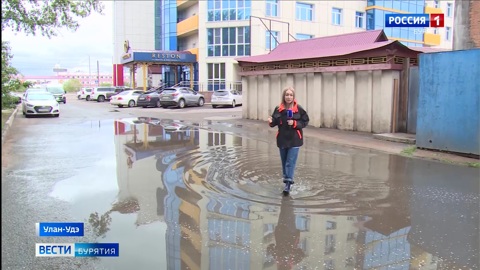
[{"x1": 112, "y1": 0, "x2": 453, "y2": 89}]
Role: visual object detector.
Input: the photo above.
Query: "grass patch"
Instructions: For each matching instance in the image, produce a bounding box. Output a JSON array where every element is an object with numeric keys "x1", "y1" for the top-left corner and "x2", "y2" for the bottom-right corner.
[
  {"x1": 467, "y1": 162, "x2": 480, "y2": 168},
  {"x1": 401, "y1": 146, "x2": 417, "y2": 156}
]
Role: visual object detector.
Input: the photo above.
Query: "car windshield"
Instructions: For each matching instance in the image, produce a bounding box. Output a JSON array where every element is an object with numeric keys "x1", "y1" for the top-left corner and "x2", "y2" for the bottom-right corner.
[
  {"x1": 47, "y1": 86, "x2": 64, "y2": 94},
  {"x1": 213, "y1": 91, "x2": 230, "y2": 96},
  {"x1": 28, "y1": 94, "x2": 55, "y2": 101},
  {"x1": 26, "y1": 88, "x2": 47, "y2": 93},
  {"x1": 162, "y1": 89, "x2": 177, "y2": 94},
  {"x1": 118, "y1": 91, "x2": 134, "y2": 95}
]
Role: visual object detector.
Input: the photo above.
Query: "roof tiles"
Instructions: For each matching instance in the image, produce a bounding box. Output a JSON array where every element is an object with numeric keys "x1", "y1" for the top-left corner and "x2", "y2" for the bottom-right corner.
[{"x1": 235, "y1": 30, "x2": 412, "y2": 64}]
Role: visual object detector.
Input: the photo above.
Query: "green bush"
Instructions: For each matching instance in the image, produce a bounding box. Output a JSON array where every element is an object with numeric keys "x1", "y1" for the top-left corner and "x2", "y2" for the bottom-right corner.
[{"x1": 2, "y1": 94, "x2": 20, "y2": 109}]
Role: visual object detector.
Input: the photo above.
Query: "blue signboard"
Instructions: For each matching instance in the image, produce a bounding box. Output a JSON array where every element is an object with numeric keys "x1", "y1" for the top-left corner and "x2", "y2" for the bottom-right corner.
[{"x1": 121, "y1": 51, "x2": 196, "y2": 64}]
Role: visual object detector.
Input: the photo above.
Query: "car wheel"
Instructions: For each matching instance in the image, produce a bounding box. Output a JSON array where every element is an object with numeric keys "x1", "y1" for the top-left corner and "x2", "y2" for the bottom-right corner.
[
  {"x1": 212, "y1": 105, "x2": 217, "y2": 108},
  {"x1": 156, "y1": 100, "x2": 161, "y2": 108},
  {"x1": 142, "y1": 106, "x2": 147, "y2": 108},
  {"x1": 178, "y1": 99, "x2": 185, "y2": 108},
  {"x1": 98, "y1": 95, "x2": 105, "y2": 102},
  {"x1": 128, "y1": 100, "x2": 135, "y2": 107},
  {"x1": 86, "y1": 95, "x2": 90, "y2": 101},
  {"x1": 198, "y1": 98, "x2": 204, "y2": 107},
  {"x1": 77, "y1": 95, "x2": 81, "y2": 99},
  {"x1": 63, "y1": 99, "x2": 66, "y2": 104}
]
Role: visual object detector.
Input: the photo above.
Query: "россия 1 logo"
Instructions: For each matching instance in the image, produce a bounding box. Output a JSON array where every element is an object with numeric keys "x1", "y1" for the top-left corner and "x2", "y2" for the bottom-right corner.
[{"x1": 385, "y1": 13, "x2": 444, "y2": 27}]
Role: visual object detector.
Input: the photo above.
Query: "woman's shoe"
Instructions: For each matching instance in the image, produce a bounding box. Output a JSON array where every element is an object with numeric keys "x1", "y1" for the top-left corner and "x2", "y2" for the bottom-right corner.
[{"x1": 283, "y1": 182, "x2": 291, "y2": 195}]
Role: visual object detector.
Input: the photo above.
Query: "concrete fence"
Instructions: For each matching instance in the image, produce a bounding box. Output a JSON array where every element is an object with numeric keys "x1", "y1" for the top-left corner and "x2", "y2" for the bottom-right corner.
[{"x1": 242, "y1": 70, "x2": 400, "y2": 133}]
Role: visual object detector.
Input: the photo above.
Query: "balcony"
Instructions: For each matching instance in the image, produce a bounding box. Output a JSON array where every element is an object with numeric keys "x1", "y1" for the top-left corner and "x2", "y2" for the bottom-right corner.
[
  {"x1": 177, "y1": 14, "x2": 199, "y2": 37},
  {"x1": 424, "y1": 6, "x2": 443, "y2": 14},
  {"x1": 424, "y1": 33, "x2": 441, "y2": 46},
  {"x1": 177, "y1": 0, "x2": 198, "y2": 11}
]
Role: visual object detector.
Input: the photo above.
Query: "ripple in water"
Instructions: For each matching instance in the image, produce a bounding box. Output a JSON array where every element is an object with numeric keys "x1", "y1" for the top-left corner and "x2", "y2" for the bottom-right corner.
[{"x1": 169, "y1": 143, "x2": 390, "y2": 213}]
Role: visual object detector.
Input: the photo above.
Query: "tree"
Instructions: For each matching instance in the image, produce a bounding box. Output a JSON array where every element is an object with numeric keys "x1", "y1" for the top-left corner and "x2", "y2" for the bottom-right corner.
[
  {"x1": 63, "y1": 78, "x2": 83, "y2": 92},
  {"x1": 1, "y1": 41, "x2": 19, "y2": 96},
  {"x1": 2, "y1": 0, "x2": 104, "y2": 38}
]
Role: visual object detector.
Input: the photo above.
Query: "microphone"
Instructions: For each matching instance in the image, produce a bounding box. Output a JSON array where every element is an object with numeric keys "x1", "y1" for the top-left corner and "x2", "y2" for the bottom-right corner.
[{"x1": 287, "y1": 109, "x2": 293, "y2": 128}]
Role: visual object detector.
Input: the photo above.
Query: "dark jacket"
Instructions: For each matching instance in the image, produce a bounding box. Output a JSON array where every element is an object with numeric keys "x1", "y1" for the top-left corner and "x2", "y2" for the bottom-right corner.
[{"x1": 269, "y1": 100, "x2": 309, "y2": 148}]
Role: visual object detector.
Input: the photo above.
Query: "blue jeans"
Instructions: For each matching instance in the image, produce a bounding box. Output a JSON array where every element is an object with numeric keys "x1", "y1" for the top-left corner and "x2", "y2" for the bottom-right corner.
[{"x1": 279, "y1": 147, "x2": 300, "y2": 184}]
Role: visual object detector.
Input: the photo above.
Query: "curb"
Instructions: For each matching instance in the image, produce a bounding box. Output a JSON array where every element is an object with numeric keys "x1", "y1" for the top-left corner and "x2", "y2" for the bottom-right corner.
[{"x1": 1, "y1": 104, "x2": 20, "y2": 146}]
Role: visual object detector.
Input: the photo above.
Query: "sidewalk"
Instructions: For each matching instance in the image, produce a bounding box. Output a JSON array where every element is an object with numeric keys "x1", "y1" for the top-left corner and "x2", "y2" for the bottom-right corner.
[{"x1": 232, "y1": 118, "x2": 480, "y2": 167}]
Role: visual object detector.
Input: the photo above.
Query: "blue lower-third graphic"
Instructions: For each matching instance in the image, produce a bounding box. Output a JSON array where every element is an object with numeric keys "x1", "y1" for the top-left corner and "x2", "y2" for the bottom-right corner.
[{"x1": 36, "y1": 243, "x2": 119, "y2": 257}]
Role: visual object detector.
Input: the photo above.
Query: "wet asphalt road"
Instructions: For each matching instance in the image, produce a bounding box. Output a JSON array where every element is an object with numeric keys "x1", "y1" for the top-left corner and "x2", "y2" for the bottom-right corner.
[{"x1": 2, "y1": 95, "x2": 479, "y2": 270}]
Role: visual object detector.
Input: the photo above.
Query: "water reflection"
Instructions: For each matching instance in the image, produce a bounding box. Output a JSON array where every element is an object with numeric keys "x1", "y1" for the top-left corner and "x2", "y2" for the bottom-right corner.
[
  {"x1": 266, "y1": 196, "x2": 306, "y2": 270},
  {"x1": 111, "y1": 117, "x2": 478, "y2": 270}
]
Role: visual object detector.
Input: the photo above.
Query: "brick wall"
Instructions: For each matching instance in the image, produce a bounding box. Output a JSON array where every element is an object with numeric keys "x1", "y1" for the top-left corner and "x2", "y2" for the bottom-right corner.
[{"x1": 470, "y1": 0, "x2": 480, "y2": 47}]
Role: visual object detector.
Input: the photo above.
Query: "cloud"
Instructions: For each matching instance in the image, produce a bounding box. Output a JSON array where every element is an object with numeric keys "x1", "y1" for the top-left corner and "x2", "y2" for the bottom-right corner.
[{"x1": 2, "y1": 1, "x2": 114, "y2": 76}]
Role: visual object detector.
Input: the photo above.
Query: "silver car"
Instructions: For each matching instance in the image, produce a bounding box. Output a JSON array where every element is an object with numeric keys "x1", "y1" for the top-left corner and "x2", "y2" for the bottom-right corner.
[
  {"x1": 22, "y1": 92, "x2": 60, "y2": 117},
  {"x1": 159, "y1": 87, "x2": 205, "y2": 108},
  {"x1": 211, "y1": 89, "x2": 243, "y2": 108}
]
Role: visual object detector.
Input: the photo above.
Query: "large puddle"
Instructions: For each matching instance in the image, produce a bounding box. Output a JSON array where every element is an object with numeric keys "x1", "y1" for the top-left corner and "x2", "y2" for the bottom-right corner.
[{"x1": 50, "y1": 117, "x2": 479, "y2": 270}]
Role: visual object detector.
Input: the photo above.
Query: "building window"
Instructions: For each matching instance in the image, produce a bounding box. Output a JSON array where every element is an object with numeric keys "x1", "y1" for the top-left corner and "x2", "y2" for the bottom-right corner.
[
  {"x1": 326, "y1": 221, "x2": 336, "y2": 230},
  {"x1": 296, "y1": 2, "x2": 314, "y2": 21},
  {"x1": 332, "y1": 8, "x2": 342, "y2": 25},
  {"x1": 296, "y1": 33, "x2": 313, "y2": 40},
  {"x1": 207, "y1": 63, "x2": 225, "y2": 91},
  {"x1": 324, "y1": 259, "x2": 334, "y2": 270},
  {"x1": 207, "y1": 0, "x2": 251, "y2": 21},
  {"x1": 355, "y1": 11, "x2": 364, "y2": 28},
  {"x1": 207, "y1": 27, "x2": 251, "y2": 56},
  {"x1": 324, "y1": 234, "x2": 335, "y2": 254},
  {"x1": 446, "y1": 26, "x2": 451, "y2": 40},
  {"x1": 266, "y1": 30, "x2": 280, "y2": 50},
  {"x1": 434, "y1": 0, "x2": 439, "y2": 8},
  {"x1": 266, "y1": 0, "x2": 279, "y2": 17},
  {"x1": 447, "y1": 3, "x2": 452, "y2": 17},
  {"x1": 433, "y1": 28, "x2": 439, "y2": 34}
]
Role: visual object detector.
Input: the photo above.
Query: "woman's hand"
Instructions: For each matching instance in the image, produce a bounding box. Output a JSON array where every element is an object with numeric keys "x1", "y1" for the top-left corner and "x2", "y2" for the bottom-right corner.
[
  {"x1": 268, "y1": 116, "x2": 273, "y2": 124},
  {"x1": 287, "y1": 120, "x2": 293, "y2": 125}
]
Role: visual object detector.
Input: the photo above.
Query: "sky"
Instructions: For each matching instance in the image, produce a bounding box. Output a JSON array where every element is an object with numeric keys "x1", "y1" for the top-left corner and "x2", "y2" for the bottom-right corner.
[{"x1": 2, "y1": 2, "x2": 114, "y2": 77}]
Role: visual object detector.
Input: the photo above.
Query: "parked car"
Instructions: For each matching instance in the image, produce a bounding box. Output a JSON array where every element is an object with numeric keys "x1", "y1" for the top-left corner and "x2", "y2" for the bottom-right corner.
[
  {"x1": 106, "y1": 87, "x2": 132, "y2": 100},
  {"x1": 159, "y1": 87, "x2": 205, "y2": 108},
  {"x1": 211, "y1": 89, "x2": 243, "y2": 108},
  {"x1": 90, "y1": 87, "x2": 115, "y2": 102},
  {"x1": 110, "y1": 90, "x2": 144, "y2": 108},
  {"x1": 90, "y1": 86, "x2": 132, "y2": 102},
  {"x1": 23, "y1": 87, "x2": 48, "y2": 101},
  {"x1": 77, "y1": 88, "x2": 92, "y2": 100},
  {"x1": 22, "y1": 92, "x2": 60, "y2": 118},
  {"x1": 137, "y1": 89, "x2": 164, "y2": 108},
  {"x1": 45, "y1": 84, "x2": 67, "y2": 104}
]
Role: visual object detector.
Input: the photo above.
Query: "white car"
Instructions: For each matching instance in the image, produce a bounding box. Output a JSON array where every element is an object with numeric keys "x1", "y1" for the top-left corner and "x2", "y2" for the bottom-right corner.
[
  {"x1": 22, "y1": 92, "x2": 60, "y2": 117},
  {"x1": 77, "y1": 88, "x2": 92, "y2": 100},
  {"x1": 211, "y1": 89, "x2": 243, "y2": 108},
  {"x1": 22, "y1": 87, "x2": 48, "y2": 101},
  {"x1": 110, "y1": 90, "x2": 144, "y2": 107}
]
